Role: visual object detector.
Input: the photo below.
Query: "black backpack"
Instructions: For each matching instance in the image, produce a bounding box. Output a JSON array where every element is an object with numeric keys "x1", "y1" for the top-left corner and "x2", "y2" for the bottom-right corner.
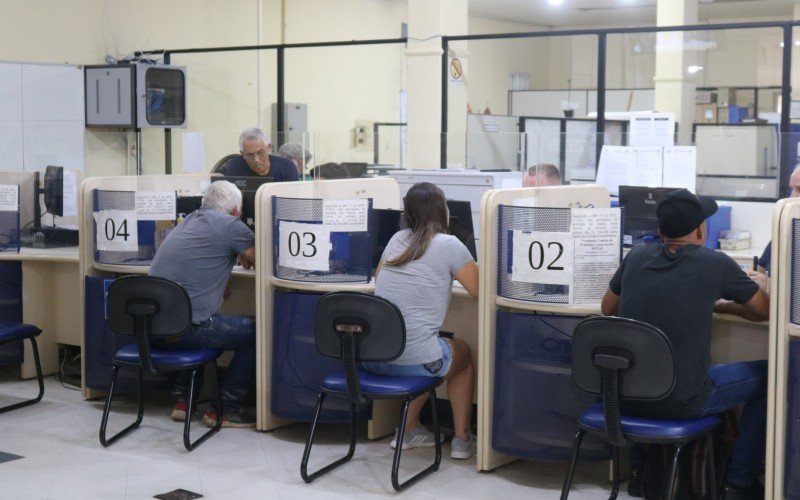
[{"x1": 641, "y1": 410, "x2": 738, "y2": 499}]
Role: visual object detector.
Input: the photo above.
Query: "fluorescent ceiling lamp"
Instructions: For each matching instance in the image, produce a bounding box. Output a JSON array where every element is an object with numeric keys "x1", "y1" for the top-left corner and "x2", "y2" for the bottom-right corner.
[
  {"x1": 547, "y1": 0, "x2": 564, "y2": 5},
  {"x1": 687, "y1": 65, "x2": 703, "y2": 74}
]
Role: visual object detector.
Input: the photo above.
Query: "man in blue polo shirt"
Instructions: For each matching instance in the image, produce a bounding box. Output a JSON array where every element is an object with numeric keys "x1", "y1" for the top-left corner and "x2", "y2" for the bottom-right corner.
[{"x1": 223, "y1": 127, "x2": 299, "y2": 182}]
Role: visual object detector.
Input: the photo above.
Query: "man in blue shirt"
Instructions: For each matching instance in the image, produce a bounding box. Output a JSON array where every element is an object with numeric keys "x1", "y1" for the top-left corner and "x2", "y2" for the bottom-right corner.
[
  {"x1": 758, "y1": 165, "x2": 800, "y2": 274},
  {"x1": 223, "y1": 127, "x2": 299, "y2": 182}
]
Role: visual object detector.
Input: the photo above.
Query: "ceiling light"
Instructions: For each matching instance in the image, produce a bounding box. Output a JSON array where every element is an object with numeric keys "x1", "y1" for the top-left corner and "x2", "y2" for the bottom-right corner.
[
  {"x1": 687, "y1": 65, "x2": 703, "y2": 74},
  {"x1": 794, "y1": 40, "x2": 800, "y2": 46},
  {"x1": 547, "y1": 0, "x2": 564, "y2": 5}
]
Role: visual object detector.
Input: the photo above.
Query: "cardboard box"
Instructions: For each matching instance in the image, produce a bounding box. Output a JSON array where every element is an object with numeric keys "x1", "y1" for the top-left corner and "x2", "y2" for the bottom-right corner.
[
  {"x1": 696, "y1": 91, "x2": 717, "y2": 104},
  {"x1": 695, "y1": 103, "x2": 718, "y2": 124}
]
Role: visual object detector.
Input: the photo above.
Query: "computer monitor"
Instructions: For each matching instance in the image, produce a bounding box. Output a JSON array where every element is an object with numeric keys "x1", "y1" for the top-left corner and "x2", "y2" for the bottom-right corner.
[
  {"x1": 43, "y1": 166, "x2": 64, "y2": 217},
  {"x1": 618, "y1": 185, "x2": 679, "y2": 246},
  {"x1": 370, "y1": 201, "x2": 477, "y2": 269},
  {"x1": 340, "y1": 162, "x2": 368, "y2": 178},
  {"x1": 211, "y1": 176, "x2": 273, "y2": 228},
  {"x1": 371, "y1": 208, "x2": 403, "y2": 270},
  {"x1": 176, "y1": 195, "x2": 203, "y2": 218},
  {"x1": 446, "y1": 200, "x2": 478, "y2": 262}
]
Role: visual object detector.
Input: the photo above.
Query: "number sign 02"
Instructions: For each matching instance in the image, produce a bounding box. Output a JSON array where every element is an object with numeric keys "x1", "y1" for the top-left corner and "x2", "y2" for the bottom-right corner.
[
  {"x1": 278, "y1": 220, "x2": 331, "y2": 272},
  {"x1": 511, "y1": 230, "x2": 574, "y2": 285},
  {"x1": 93, "y1": 210, "x2": 138, "y2": 252}
]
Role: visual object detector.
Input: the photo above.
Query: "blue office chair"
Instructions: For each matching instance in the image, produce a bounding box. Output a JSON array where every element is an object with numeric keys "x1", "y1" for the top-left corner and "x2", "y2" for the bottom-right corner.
[
  {"x1": 560, "y1": 316, "x2": 722, "y2": 500},
  {"x1": 99, "y1": 275, "x2": 223, "y2": 451},
  {"x1": 0, "y1": 324, "x2": 44, "y2": 413},
  {"x1": 300, "y1": 291, "x2": 443, "y2": 492}
]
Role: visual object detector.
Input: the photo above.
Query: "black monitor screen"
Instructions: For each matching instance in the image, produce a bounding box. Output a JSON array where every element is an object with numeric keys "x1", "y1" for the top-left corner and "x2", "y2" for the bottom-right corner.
[
  {"x1": 43, "y1": 166, "x2": 64, "y2": 217},
  {"x1": 176, "y1": 195, "x2": 203, "y2": 218},
  {"x1": 447, "y1": 200, "x2": 477, "y2": 262},
  {"x1": 371, "y1": 208, "x2": 403, "y2": 270},
  {"x1": 618, "y1": 185, "x2": 679, "y2": 246},
  {"x1": 211, "y1": 176, "x2": 273, "y2": 228}
]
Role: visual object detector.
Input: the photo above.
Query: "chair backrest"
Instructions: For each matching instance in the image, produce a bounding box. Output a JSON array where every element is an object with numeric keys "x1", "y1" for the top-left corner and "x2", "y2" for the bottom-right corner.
[
  {"x1": 315, "y1": 291, "x2": 405, "y2": 402},
  {"x1": 211, "y1": 153, "x2": 240, "y2": 174},
  {"x1": 107, "y1": 276, "x2": 193, "y2": 373},
  {"x1": 572, "y1": 316, "x2": 676, "y2": 445}
]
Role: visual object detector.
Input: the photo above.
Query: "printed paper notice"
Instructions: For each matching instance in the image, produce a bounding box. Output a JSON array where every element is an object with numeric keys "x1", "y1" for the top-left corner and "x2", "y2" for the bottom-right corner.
[
  {"x1": 278, "y1": 221, "x2": 332, "y2": 272},
  {"x1": 663, "y1": 146, "x2": 697, "y2": 192},
  {"x1": 93, "y1": 210, "x2": 138, "y2": 252},
  {"x1": 322, "y1": 198, "x2": 369, "y2": 232},
  {"x1": 182, "y1": 132, "x2": 205, "y2": 173},
  {"x1": 595, "y1": 146, "x2": 633, "y2": 196},
  {"x1": 62, "y1": 170, "x2": 78, "y2": 217},
  {"x1": 135, "y1": 191, "x2": 177, "y2": 221},
  {"x1": 630, "y1": 147, "x2": 663, "y2": 187},
  {"x1": 629, "y1": 112, "x2": 675, "y2": 147},
  {"x1": 570, "y1": 208, "x2": 621, "y2": 305},
  {"x1": 510, "y1": 230, "x2": 574, "y2": 286},
  {"x1": 0, "y1": 185, "x2": 19, "y2": 212}
]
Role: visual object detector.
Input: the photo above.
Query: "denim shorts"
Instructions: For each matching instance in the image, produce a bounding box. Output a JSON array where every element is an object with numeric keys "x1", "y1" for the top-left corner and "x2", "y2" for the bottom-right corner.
[{"x1": 361, "y1": 337, "x2": 453, "y2": 378}]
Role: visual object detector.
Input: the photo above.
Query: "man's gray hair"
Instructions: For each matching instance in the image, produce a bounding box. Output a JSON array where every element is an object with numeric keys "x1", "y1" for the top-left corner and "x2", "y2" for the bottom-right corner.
[
  {"x1": 239, "y1": 127, "x2": 270, "y2": 151},
  {"x1": 202, "y1": 180, "x2": 242, "y2": 214},
  {"x1": 277, "y1": 142, "x2": 313, "y2": 162}
]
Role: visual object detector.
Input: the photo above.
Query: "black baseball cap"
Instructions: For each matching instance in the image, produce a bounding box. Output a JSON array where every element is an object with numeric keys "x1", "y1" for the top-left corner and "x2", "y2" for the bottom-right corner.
[{"x1": 656, "y1": 189, "x2": 718, "y2": 238}]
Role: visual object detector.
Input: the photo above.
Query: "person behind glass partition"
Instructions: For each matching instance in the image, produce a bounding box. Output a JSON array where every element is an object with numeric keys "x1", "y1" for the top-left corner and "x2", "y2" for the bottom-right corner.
[
  {"x1": 523, "y1": 163, "x2": 562, "y2": 187},
  {"x1": 224, "y1": 127, "x2": 299, "y2": 182},
  {"x1": 277, "y1": 142, "x2": 313, "y2": 176}
]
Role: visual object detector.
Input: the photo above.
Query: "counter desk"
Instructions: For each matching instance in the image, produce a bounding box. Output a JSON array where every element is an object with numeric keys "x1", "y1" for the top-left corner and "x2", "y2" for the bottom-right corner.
[{"x1": 0, "y1": 246, "x2": 80, "y2": 379}]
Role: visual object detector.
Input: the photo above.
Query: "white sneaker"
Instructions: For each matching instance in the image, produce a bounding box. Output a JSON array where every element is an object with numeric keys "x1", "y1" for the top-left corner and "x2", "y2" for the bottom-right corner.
[
  {"x1": 450, "y1": 434, "x2": 477, "y2": 459},
  {"x1": 390, "y1": 426, "x2": 442, "y2": 450}
]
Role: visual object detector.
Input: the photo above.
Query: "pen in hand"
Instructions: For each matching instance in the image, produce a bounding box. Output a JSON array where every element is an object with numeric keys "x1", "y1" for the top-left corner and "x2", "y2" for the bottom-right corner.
[{"x1": 752, "y1": 256, "x2": 758, "y2": 272}]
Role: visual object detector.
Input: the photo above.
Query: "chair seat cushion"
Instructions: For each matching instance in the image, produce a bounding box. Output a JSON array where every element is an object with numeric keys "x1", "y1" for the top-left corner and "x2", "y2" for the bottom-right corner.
[
  {"x1": 0, "y1": 323, "x2": 41, "y2": 343},
  {"x1": 580, "y1": 403, "x2": 721, "y2": 441},
  {"x1": 114, "y1": 343, "x2": 222, "y2": 369},
  {"x1": 322, "y1": 369, "x2": 442, "y2": 398}
]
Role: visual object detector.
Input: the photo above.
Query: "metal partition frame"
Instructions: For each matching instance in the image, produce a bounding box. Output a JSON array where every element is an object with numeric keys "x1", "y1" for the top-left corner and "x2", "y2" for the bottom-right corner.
[{"x1": 442, "y1": 20, "x2": 800, "y2": 198}]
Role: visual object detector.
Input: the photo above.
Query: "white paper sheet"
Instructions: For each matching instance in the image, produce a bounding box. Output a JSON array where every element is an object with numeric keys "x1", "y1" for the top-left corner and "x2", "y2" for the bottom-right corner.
[
  {"x1": 61, "y1": 169, "x2": 77, "y2": 217},
  {"x1": 322, "y1": 198, "x2": 369, "y2": 232},
  {"x1": 135, "y1": 191, "x2": 176, "y2": 221},
  {"x1": 93, "y1": 210, "x2": 138, "y2": 251},
  {"x1": 595, "y1": 146, "x2": 633, "y2": 196},
  {"x1": 629, "y1": 112, "x2": 675, "y2": 147},
  {"x1": 278, "y1": 221, "x2": 331, "y2": 271},
  {"x1": 570, "y1": 208, "x2": 621, "y2": 305},
  {"x1": 510, "y1": 230, "x2": 574, "y2": 286},
  {"x1": 182, "y1": 132, "x2": 205, "y2": 173},
  {"x1": 630, "y1": 147, "x2": 663, "y2": 187},
  {"x1": 0, "y1": 184, "x2": 19, "y2": 212},
  {"x1": 663, "y1": 146, "x2": 697, "y2": 192}
]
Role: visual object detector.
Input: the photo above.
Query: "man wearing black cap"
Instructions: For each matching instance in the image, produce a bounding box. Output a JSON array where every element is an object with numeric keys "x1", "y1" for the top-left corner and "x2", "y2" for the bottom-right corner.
[{"x1": 601, "y1": 189, "x2": 770, "y2": 499}]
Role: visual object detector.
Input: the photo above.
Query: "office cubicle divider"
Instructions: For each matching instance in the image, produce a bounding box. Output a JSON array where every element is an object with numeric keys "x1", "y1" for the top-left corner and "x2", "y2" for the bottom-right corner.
[
  {"x1": 477, "y1": 185, "x2": 612, "y2": 472},
  {"x1": 271, "y1": 196, "x2": 373, "y2": 283},
  {"x1": 0, "y1": 189, "x2": 20, "y2": 253}
]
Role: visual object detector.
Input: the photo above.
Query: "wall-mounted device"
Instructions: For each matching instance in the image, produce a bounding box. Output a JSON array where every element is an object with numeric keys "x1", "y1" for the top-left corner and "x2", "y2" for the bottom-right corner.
[{"x1": 84, "y1": 63, "x2": 187, "y2": 128}]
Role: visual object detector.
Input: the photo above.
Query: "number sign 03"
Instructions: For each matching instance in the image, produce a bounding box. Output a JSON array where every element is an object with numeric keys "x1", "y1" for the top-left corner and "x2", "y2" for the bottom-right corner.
[
  {"x1": 93, "y1": 210, "x2": 138, "y2": 252},
  {"x1": 278, "y1": 221, "x2": 331, "y2": 272},
  {"x1": 511, "y1": 230, "x2": 574, "y2": 285}
]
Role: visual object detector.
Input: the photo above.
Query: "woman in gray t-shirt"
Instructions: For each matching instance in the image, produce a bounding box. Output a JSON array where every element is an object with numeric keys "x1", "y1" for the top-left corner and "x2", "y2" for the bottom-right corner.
[{"x1": 362, "y1": 182, "x2": 479, "y2": 459}]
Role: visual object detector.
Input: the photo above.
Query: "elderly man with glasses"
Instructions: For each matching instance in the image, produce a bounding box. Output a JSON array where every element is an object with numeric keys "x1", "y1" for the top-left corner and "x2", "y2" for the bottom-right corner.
[{"x1": 223, "y1": 127, "x2": 299, "y2": 182}]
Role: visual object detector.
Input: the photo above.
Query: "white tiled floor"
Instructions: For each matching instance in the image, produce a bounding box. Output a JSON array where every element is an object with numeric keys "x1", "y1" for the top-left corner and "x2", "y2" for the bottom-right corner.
[{"x1": 0, "y1": 374, "x2": 635, "y2": 499}]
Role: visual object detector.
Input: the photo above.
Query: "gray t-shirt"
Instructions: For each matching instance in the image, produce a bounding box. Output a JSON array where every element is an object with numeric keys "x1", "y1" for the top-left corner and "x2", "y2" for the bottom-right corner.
[
  {"x1": 149, "y1": 207, "x2": 255, "y2": 323},
  {"x1": 375, "y1": 229, "x2": 474, "y2": 365}
]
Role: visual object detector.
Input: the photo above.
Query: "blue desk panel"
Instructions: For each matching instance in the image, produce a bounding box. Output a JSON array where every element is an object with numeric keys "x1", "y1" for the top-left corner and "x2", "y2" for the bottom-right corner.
[
  {"x1": 0, "y1": 262, "x2": 23, "y2": 365},
  {"x1": 492, "y1": 310, "x2": 609, "y2": 461},
  {"x1": 272, "y1": 291, "x2": 371, "y2": 423}
]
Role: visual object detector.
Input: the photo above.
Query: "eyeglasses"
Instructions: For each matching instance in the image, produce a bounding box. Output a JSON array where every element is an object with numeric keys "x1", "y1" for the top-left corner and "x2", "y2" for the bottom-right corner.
[{"x1": 243, "y1": 148, "x2": 269, "y2": 161}]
